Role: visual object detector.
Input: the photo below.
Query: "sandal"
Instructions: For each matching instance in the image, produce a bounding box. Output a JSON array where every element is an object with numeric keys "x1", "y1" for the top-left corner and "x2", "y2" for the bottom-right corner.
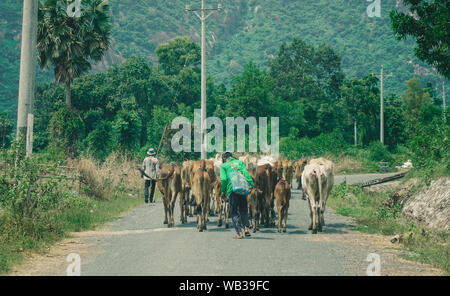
[
  {"x1": 233, "y1": 233, "x2": 244, "y2": 239},
  {"x1": 244, "y1": 228, "x2": 251, "y2": 237}
]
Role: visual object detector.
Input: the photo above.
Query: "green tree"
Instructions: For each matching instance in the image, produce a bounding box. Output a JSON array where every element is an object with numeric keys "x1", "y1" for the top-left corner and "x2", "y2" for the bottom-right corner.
[
  {"x1": 85, "y1": 120, "x2": 114, "y2": 160},
  {"x1": 113, "y1": 107, "x2": 141, "y2": 153},
  {"x1": 156, "y1": 37, "x2": 201, "y2": 76},
  {"x1": 390, "y1": 0, "x2": 450, "y2": 78},
  {"x1": 340, "y1": 76, "x2": 379, "y2": 145},
  {"x1": 401, "y1": 77, "x2": 432, "y2": 128},
  {"x1": 269, "y1": 37, "x2": 344, "y2": 137},
  {"x1": 37, "y1": 0, "x2": 112, "y2": 108},
  {"x1": 48, "y1": 107, "x2": 84, "y2": 158},
  {"x1": 384, "y1": 94, "x2": 407, "y2": 149},
  {"x1": 225, "y1": 62, "x2": 273, "y2": 118}
]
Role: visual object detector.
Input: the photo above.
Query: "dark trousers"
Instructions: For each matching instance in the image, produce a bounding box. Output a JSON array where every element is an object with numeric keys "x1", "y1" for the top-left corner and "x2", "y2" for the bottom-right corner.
[
  {"x1": 145, "y1": 180, "x2": 156, "y2": 203},
  {"x1": 229, "y1": 192, "x2": 250, "y2": 234}
]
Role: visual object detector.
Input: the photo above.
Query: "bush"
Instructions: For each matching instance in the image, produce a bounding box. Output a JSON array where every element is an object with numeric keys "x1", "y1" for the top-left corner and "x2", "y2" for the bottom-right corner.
[
  {"x1": 49, "y1": 108, "x2": 85, "y2": 158},
  {"x1": 367, "y1": 141, "x2": 393, "y2": 163},
  {"x1": 408, "y1": 119, "x2": 449, "y2": 171},
  {"x1": 280, "y1": 130, "x2": 349, "y2": 159}
]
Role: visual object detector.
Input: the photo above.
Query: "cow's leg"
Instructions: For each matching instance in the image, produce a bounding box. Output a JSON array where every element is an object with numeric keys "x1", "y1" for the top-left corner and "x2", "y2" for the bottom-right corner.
[
  {"x1": 197, "y1": 205, "x2": 203, "y2": 231},
  {"x1": 277, "y1": 204, "x2": 282, "y2": 233},
  {"x1": 307, "y1": 198, "x2": 313, "y2": 230},
  {"x1": 163, "y1": 198, "x2": 168, "y2": 225},
  {"x1": 253, "y1": 197, "x2": 260, "y2": 232},
  {"x1": 224, "y1": 200, "x2": 230, "y2": 229},
  {"x1": 270, "y1": 199, "x2": 276, "y2": 227},
  {"x1": 203, "y1": 199, "x2": 208, "y2": 231},
  {"x1": 180, "y1": 192, "x2": 185, "y2": 224},
  {"x1": 283, "y1": 205, "x2": 288, "y2": 232},
  {"x1": 217, "y1": 196, "x2": 223, "y2": 227}
]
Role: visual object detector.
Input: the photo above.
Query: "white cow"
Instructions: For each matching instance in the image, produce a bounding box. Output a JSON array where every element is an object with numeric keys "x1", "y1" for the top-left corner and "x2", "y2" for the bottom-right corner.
[{"x1": 301, "y1": 158, "x2": 334, "y2": 234}]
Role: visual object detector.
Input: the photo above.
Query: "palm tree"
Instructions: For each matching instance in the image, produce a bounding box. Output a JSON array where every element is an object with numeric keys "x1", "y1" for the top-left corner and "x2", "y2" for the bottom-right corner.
[{"x1": 37, "y1": 0, "x2": 111, "y2": 109}]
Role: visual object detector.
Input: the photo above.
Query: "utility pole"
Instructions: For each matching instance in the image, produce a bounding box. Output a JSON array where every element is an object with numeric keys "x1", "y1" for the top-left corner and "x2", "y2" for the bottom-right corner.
[
  {"x1": 443, "y1": 79, "x2": 446, "y2": 122},
  {"x1": 16, "y1": 0, "x2": 38, "y2": 142},
  {"x1": 374, "y1": 65, "x2": 392, "y2": 145},
  {"x1": 186, "y1": 1, "x2": 222, "y2": 159}
]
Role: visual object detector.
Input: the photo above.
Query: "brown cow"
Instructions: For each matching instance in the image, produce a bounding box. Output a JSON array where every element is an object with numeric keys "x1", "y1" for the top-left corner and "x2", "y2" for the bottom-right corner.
[
  {"x1": 247, "y1": 172, "x2": 262, "y2": 232},
  {"x1": 157, "y1": 164, "x2": 182, "y2": 228},
  {"x1": 179, "y1": 180, "x2": 190, "y2": 224},
  {"x1": 301, "y1": 158, "x2": 334, "y2": 234},
  {"x1": 282, "y1": 160, "x2": 294, "y2": 187},
  {"x1": 181, "y1": 160, "x2": 194, "y2": 217},
  {"x1": 274, "y1": 179, "x2": 291, "y2": 233},
  {"x1": 190, "y1": 160, "x2": 211, "y2": 232},
  {"x1": 294, "y1": 159, "x2": 308, "y2": 190},
  {"x1": 214, "y1": 177, "x2": 230, "y2": 228},
  {"x1": 255, "y1": 164, "x2": 274, "y2": 228}
]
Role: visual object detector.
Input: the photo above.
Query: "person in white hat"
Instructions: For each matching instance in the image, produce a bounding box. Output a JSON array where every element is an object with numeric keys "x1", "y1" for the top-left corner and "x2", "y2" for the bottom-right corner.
[{"x1": 141, "y1": 148, "x2": 159, "y2": 204}]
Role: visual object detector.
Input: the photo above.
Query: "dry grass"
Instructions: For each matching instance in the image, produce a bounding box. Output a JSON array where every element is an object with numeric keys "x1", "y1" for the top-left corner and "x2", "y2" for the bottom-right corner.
[
  {"x1": 69, "y1": 153, "x2": 142, "y2": 200},
  {"x1": 329, "y1": 155, "x2": 365, "y2": 174}
]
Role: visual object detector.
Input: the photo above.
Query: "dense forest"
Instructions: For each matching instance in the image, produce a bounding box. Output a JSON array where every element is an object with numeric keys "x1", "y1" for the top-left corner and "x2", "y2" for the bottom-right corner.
[{"x1": 1, "y1": 0, "x2": 447, "y2": 116}]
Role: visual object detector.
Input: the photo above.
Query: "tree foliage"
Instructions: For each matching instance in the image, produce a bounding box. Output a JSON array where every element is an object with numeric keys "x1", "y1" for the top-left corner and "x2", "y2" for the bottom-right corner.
[
  {"x1": 390, "y1": 0, "x2": 450, "y2": 78},
  {"x1": 37, "y1": 0, "x2": 112, "y2": 108}
]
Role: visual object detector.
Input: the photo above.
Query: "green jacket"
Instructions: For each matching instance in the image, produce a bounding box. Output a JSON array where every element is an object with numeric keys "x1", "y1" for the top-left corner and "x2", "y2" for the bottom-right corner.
[{"x1": 220, "y1": 157, "x2": 254, "y2": 196}]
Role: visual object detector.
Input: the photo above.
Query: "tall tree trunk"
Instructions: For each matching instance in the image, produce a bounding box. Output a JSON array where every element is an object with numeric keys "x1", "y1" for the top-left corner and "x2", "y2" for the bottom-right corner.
[
  {"x1": 16, "y1": 0, "x2": 38, "y2": 140},
  {"x1": 66, "y1": 81, "x2": 72, "y2": 109},
  {"x1": 354, "y1": 120, "x2": 357, "y2": 146}
]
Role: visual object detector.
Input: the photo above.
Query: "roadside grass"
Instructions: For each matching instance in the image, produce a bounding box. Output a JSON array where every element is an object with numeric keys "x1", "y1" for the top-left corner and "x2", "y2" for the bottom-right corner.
[
  {"x1": 0, "y1": 188, "x2": 146, "y2": 274},
  {"x1": 0, "y1": 149, "x2": 153, "y2": 274},
  {"x1": 327, "y1": 181, "x2": 450, "y2": 274}
]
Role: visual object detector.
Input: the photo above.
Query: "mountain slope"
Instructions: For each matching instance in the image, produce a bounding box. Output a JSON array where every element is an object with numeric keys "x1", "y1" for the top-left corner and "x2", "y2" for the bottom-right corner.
[{"x1": 0, "y1": 0, "x2": 444, "y2": 116}]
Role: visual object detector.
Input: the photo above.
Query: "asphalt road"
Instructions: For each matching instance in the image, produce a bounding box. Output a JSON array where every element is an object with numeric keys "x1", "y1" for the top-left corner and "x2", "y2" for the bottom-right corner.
[{"x1": 72, "y1": 173, "x2": 400, "y2": 276}]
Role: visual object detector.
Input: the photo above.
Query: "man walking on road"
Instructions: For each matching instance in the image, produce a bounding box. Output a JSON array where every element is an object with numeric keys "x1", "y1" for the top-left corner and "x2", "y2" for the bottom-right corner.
[
  {"x1": 220, "y1": 152, "x2": 254, "y2": 239},
  {"x1": 141, "y1": 148, "x2": 159, "y2": 204}
]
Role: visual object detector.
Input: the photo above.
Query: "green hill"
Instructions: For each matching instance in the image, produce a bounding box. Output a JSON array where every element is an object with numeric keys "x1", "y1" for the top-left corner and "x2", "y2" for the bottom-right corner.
[{"x1": 0, "y1": 0, "x2": 443, "y2": 116}]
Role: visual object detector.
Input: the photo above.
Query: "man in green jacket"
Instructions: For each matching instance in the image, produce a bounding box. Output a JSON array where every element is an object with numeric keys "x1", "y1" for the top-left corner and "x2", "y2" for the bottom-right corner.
[{"x1": 220, "y1": 152, "x2": 255, "y2": 239}]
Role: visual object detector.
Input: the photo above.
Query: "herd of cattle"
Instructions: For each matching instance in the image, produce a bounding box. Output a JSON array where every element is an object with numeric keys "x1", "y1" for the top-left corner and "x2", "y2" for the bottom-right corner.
[{"x1": 155, "y1": 155, "x2": 334, "y2": 234}]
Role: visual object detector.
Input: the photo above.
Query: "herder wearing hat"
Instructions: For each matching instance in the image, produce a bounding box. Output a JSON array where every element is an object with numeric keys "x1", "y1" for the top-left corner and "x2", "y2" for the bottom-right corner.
[{"x1": 141, "y1": 148, "x2": 159, "y2": 204}]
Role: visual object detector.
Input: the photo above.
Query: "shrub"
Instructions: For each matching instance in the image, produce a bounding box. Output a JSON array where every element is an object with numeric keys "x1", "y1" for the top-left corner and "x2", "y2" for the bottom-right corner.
[
  {"x1": 76, "y1": 158, "x2": 111, "y2": 200},
  {"x1": 367, "y1": 141, "x2": 393, "y2": 163}
]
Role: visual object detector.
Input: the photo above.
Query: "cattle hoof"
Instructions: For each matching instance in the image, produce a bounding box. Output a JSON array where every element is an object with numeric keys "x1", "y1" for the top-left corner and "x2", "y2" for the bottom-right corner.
[
  {"x1": 312, "y1": 229, "x2": 318, "y2": 234},
  {"x1": 218, "y1": 222, "x2": 222, "y2": 227},
  {"x1": 225, "y1": 223, "x2": 229, "y2": 229},
  {"x1": 164, "y1": 221, "x2": 168, "y2": 225},
  {"x1": 308, "y1": 225, "x2": 312, "y2": 230},
  {"x1": 283, "y1": 229, "x2": 287, "y2": 233}
]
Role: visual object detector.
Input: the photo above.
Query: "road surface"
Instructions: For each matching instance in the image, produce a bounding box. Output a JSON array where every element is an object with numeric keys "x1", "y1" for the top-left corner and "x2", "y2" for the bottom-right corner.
[{"x1": 10, "y1": 173, "x2": 441, "y2": 276}]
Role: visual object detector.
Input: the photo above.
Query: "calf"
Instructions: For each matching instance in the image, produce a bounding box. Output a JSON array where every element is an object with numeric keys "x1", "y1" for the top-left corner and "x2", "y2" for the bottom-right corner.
[
  {"x1": 190, "y1": 160, "x2": 212, "y2": 232},
  {"x1": 181, "y1": 160, "x2": 194, "y2": 217},
  {"x1": 301, "y1": 158, "x2": 334, "y2": 234},
  {"x1": 274, "y1": 179, "x2": 291, "y2": 233},
  {"x1": 179, "y1": 180, "x2": 190, "y2": 224},
  {"x1": 157, "y1": 165, "x2": 182, "y2": 228}
]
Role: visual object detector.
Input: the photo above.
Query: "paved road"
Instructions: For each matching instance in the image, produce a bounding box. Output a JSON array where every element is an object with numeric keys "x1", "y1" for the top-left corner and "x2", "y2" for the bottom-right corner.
[{"x1": 70, "y1": 173, "x2": 401, "y2": 276}]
